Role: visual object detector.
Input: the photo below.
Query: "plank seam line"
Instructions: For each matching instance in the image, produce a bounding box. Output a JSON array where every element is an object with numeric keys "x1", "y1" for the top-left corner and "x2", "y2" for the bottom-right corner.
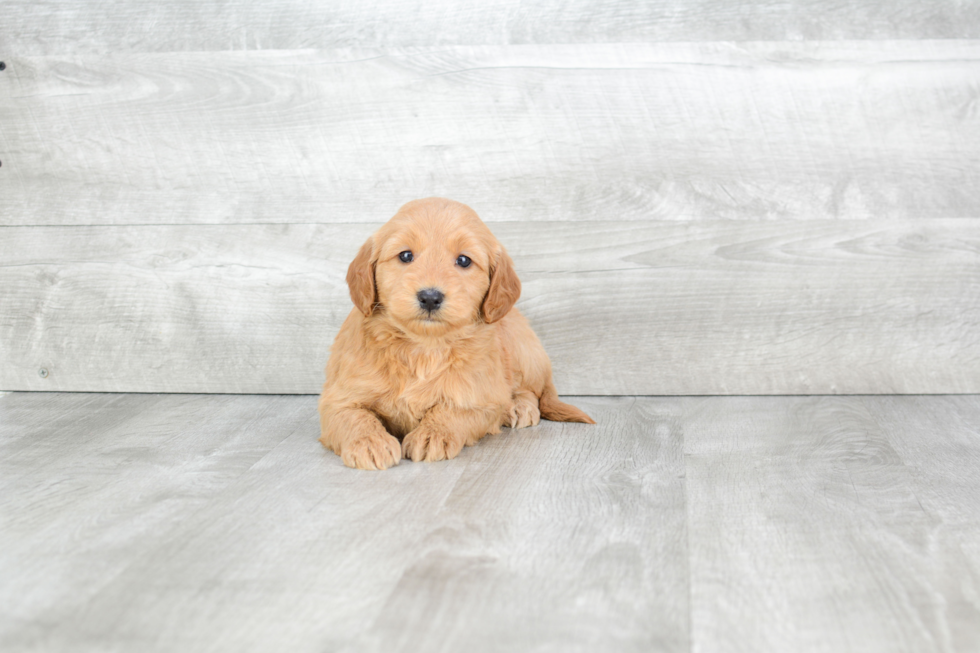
[
  {"x1": 0, "y1": 222, "x2": 590, "y2": 228},
  {"x1": 4, "y1": 392, "x2": 980, "y2": 398}
]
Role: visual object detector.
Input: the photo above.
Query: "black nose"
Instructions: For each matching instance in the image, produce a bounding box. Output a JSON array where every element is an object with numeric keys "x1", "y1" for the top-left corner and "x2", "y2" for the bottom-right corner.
[{"x1": 417, "y1": 288, "x2": 444, "y2": 312}]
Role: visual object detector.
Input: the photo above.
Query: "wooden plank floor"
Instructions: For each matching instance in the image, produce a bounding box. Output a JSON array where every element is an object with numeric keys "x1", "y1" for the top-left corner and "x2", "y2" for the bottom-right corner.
[{"x1": 2, "y1": 393, "x2": 979, "y2": 652}]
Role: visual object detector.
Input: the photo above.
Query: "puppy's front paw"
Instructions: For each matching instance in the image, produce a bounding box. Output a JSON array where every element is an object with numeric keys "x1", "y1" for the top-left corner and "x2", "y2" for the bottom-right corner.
[
  {"x1": 340, "y1": 433, "x2": 401, "y2": 471},
  {"x1": 402, "y1": 424, "x2": 464, "y2": 462}
]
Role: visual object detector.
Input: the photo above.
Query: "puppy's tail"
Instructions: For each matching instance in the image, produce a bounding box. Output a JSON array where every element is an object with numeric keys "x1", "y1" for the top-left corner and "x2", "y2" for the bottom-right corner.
[{"x1": 538, "y1": 379, "x2": 596, "y2": 424}]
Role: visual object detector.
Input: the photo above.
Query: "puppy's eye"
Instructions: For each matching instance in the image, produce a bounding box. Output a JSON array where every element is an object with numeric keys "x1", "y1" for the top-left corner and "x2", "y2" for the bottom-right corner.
[
  {"x1": 456, "y1": 255, "x2": 472, "y2": 268},
  {"x1": 398, "y1": 251, "x2": 414, "y2": 263}
]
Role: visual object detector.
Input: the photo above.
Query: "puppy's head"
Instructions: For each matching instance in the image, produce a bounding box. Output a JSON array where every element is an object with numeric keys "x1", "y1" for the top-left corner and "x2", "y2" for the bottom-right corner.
[{"x1": 347, "y1": 198, "x2": 520, "y2": 334}]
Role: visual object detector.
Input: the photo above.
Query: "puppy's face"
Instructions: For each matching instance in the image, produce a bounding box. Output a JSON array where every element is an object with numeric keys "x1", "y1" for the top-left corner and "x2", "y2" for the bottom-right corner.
[{"x1": 347, "y1": 198, "x2": 520, "y2": 334}]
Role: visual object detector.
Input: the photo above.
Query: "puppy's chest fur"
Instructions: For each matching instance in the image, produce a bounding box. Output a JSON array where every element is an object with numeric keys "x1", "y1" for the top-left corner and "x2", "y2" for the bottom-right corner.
[{"x1": 366, "y1": 325, "x2": 510, "y2": 436}]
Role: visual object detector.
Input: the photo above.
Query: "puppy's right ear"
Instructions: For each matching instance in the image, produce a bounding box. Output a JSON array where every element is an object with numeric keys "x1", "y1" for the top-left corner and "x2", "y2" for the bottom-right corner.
[{"x1": 347, "y1": 236, "x2": 377, "y2": 316}]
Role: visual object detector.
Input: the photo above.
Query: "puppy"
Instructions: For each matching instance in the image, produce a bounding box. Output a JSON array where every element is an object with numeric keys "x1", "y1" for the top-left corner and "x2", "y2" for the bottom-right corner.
[{"x1": 318, "y1": 198, "x2": 594, "y2": 470}]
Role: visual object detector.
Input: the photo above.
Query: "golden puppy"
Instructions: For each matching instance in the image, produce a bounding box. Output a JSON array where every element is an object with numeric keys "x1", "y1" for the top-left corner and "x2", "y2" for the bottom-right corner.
[{"x1": 318, "y1": 198, "x2": 594, "y2": 470}]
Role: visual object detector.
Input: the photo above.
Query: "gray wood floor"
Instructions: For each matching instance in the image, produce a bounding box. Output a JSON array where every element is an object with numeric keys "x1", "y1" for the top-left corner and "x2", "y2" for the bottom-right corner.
[{"x1": 2, "y1": 392, "x2": 978, "y2": 652}]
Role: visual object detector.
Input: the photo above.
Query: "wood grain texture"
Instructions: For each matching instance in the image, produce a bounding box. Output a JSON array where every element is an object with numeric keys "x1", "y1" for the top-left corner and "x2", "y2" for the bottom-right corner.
[
  {"x1": 2, "y1": 42, "x2": 979, "y2": 226},
  {"x1": 862, "y1": 396, "x2": 980, "y2": 580},
  {"x1": 2, "y1": 219, "x2": 977, "y2": 394},
  {"x1": 0, "y1": 393, "x2": 681, "y2": 652},
  {"x1": 4, "y1": 392, "x2": 979, "y2": 652},
  {"x1": 350, "y1": 396, "x2": 688, "y2": 653},
  {"x1": 2, "y1": 0, "x2": 979, "y2": 55},
  {"x1": 682, "y1": 396, "x2": 980, "y2": 653},
  {"x1": 0, "y1": 392, "x2": 314, "y2": 649}
]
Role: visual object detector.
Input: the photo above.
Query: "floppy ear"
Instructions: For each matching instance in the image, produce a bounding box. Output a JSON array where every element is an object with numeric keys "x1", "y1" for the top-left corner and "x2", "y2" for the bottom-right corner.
[
  {"x1": 482, "y1": 246, "x2": 521, "y2": 323},
  {"x1": 347, "y1": 236, "x2": 377, "y2": 316}
]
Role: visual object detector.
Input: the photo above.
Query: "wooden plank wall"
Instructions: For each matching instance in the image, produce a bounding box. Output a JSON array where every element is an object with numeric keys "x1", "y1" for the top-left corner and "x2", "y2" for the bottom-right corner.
[{"x1": 1, "y1": 3, "x2": 979, "y2": 394}]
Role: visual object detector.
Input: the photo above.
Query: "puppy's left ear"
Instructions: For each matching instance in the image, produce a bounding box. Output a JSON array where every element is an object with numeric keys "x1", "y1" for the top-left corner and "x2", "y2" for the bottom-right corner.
[
  {"x1": 482, "y1": 246, "x2": 521, "y2": 323},
  {"x1": 347, "y1": 236, "x2": 378, "y2": 316}
]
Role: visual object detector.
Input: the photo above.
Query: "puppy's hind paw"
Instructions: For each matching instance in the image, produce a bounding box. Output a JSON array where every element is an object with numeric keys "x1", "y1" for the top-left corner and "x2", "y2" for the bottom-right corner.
[
  {"x1": 340, "y1": 433, "x2": 402, "y2": 471},
  {"x1": 505, "y1": 397, "x2": 540, "y2": 429}
]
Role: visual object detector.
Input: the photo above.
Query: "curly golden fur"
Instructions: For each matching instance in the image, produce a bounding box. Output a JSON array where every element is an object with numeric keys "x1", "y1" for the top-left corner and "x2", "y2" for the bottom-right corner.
[{"x1": 318, "y1": 198, "x2": 594, "y2": 470}]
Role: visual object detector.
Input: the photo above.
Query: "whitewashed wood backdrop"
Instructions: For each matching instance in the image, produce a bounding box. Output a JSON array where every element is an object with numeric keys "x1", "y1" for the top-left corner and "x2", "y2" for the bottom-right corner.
[{"x1": 1, "y1": 2, "x2": 978, "y2": 394}]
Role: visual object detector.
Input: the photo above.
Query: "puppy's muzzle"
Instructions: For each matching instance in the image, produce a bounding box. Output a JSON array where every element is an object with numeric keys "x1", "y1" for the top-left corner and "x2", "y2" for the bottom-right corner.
[{"x1": 417, "y1": 288, "x2": 444, "y2": 313}]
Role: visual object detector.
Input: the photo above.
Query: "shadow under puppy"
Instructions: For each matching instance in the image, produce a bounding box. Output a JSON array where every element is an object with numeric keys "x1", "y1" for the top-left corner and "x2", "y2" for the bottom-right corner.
[{"x1": 319, "y1": 198, "x2": 594, "y2": 470}]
